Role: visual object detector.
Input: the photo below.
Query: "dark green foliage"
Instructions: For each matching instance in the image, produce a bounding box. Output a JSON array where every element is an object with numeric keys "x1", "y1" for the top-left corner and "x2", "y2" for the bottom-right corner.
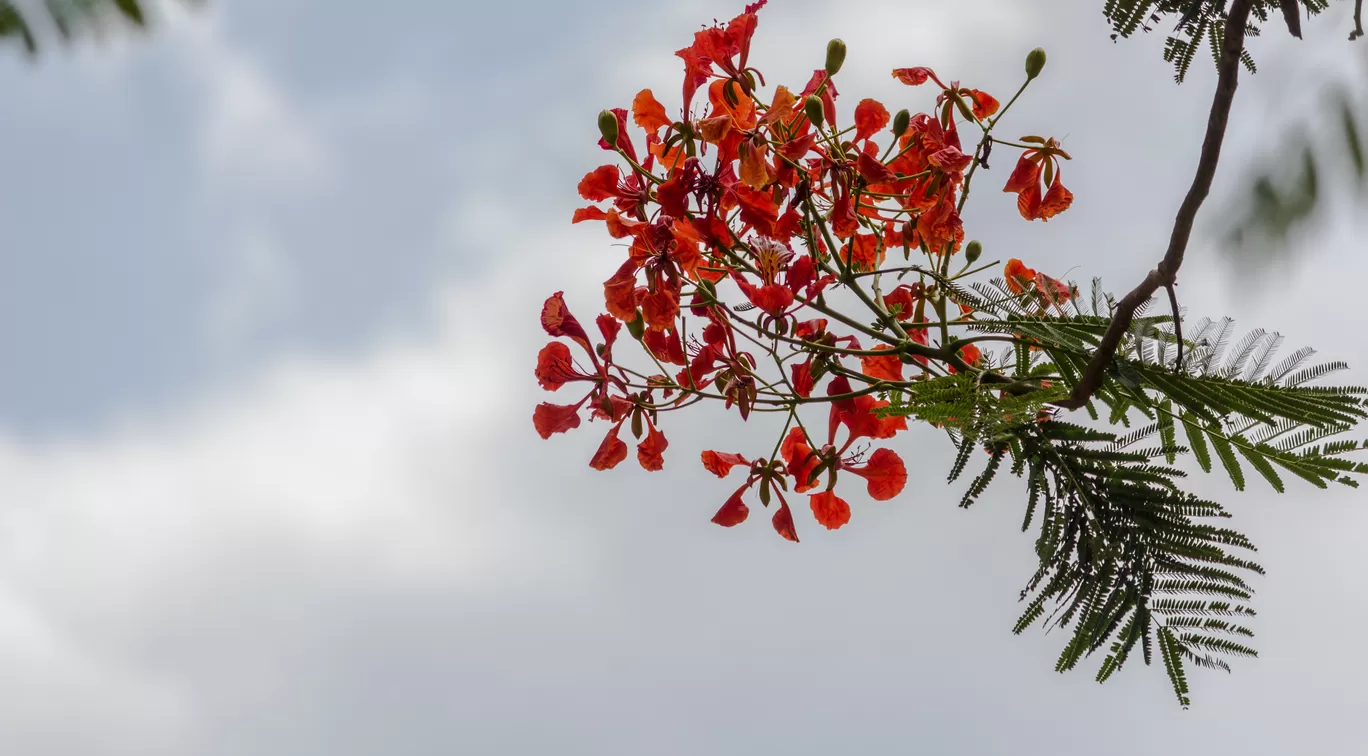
[
  {"x1": 883, "y1": 277, "x2": 1368, "y2": 706},
  {"x1": 1103, "y1": 0, "x2": 1332, "y2": 82}
]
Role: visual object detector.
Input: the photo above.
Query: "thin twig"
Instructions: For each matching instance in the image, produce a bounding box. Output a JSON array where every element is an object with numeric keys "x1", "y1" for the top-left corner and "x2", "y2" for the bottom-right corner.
[
  {"x1": 1166, "y1": 282, "x2": 1184, "y2": 372},
  {"x1": 1052, "y1": 0, "x2": 1253, "y2": 410}
]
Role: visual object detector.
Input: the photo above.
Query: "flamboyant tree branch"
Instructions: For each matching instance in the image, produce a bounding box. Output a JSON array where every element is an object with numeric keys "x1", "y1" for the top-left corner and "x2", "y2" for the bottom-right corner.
[{"x1": 1051, "y1": 0, "x2": 1253, "y2": 410}]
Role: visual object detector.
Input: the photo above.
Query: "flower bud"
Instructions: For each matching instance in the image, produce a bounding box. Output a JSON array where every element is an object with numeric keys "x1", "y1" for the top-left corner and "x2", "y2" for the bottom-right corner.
[
  {"x1": 803, "y1": 95, "x2": 825, "y2": 128},
  {"x1": 965, "y1": 240, "x2": 983, "y2": 264},
  {"x1": 626, "y1": 311, "x2": 646, "y2": 340},
  {"x1": 630, "y1": 408, "x2": 644, "y2": 439},
  {"x1": 953, "y1": 94, "x2": 976, "y2": 123},
  {"x1": 891, "y1": 108, "x2": 910, "y2": 138},
  {"x1": 825, "y1": 38, "x2": 847, "y2": 76},
  {"x1": 598, "y1": 109, "x2": 619, "y2": 146},
  {"x1": 1025, "y1": 48, "x2": 1046, "y2": 80}
]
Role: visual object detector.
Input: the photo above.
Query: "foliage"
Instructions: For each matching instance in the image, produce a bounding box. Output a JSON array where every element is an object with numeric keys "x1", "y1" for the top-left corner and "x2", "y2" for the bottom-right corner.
[
  {"x1": 1102, "y1": 0, "x2": 1340, "y2": 82},
  {"x1": 1, "y1": 0, "x2": 155, "y2": 54},
  {"x1": 536, "y1": 1, "x2": 1368, "y2": 706}
]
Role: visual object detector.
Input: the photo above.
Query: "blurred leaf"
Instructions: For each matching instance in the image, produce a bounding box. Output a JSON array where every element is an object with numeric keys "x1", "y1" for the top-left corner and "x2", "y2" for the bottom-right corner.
[
  {"x1": 1221, "y1": 84, "x2": 1368, "y2": 276},
  {"x1": 0, "y1": 0, "x2": 181, "y2": 56},
  {"x1": 0, "y1": 3, "x2": 37, "y2": 54}
]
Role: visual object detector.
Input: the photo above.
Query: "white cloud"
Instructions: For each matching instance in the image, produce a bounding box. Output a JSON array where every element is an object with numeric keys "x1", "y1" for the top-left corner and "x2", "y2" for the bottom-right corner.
[{"x1": 166, "y1": 5, "x2": 335, "y2": 196}]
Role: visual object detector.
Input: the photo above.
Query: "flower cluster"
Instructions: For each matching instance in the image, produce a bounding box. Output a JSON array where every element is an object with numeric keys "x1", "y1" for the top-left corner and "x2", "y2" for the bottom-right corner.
[{"x1": 536, "y1": 1, "x2": 1073, "y2": 541}]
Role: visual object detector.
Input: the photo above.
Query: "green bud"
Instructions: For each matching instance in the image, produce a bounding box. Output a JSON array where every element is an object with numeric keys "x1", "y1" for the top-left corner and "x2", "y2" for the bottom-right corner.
[
  {"x1": 891, "y1": 108, "x2": 911, "y2": 138},
  {"x1": 965, "y1": 240, "x2": 983, "y2": 264},
  {"x1": 953, "y1": 94, "x2": 976, "y2": 123},
  {"x1": 626, "y1": 311, "x2": 646, "y2": 340},
  {"x1": 630, "y1": 408, "x2": 644, "y2": 439},
  {"x1": 759, "y1": 477, "x2": 772, "y2": 507},
  {"x1": 825, "y1": 38, "x2": 847, "y2": 76},
  {"x1": 1025, "y1": 47, "x2": 1046, "y2": 80},
  {"x1": 803, "y1": 95, "x2": 825, "y2": 128},
  {"x1": 598, "y1": 109, "x2": 619, "y2": 146}
]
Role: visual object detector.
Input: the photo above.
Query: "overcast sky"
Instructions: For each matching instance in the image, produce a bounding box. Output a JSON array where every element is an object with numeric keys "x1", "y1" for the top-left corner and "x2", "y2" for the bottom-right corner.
[{"x1": 1, "y1": 0, "x2": 1367, "y2": 753}]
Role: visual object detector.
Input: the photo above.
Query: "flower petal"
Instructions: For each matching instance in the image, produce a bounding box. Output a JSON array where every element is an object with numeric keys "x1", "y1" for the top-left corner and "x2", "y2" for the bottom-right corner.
[
  {"x1": 711, "y1": 488, "x2": 750, "y2": 527},
  {"x1": 809, "y1": 491, "x2": 851, "y2": 530},
  {"x1": 589, "y1": 425, "x2": 629, "y2": 470},
  {"x1": 632, "y1": 89, "x2": 672, "y2": 133},
  {"x1": 1036, "y1": 174, "x2": 1074, "y2": 220},
  {"x1": 1002, "y1": 154, "x2": 1041, "y2": 194},
  {"x1": 854, "y1": 98, "x2": 890, "y2": 142},
  {"x1": 771, "y1": 502, "x2": 800, "y2": 542},
  {"x1": 860, "y1": 344, "x2": 904, "y2": 382},
  {"x1": 535, "y1": 342, "x2": 575, "y2": 391},
  {"x1": 701, "y1": 450, "x2": 751, "y2": 478},
  {"x1": 533, "y1": 402, "x2": 582, "y2": 439},
  {"x1": 637, "y1": 425, "x2": 668, "y2": 471},
  {"x1": 541, "y1": 292, "x2": 593, "y2": 353},
  {"x1": 891, "y1": 66, "x2": 939, "y2": 86}
]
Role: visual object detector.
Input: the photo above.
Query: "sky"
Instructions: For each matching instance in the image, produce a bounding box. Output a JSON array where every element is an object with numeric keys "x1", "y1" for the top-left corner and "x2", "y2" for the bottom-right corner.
[{"x1": 1, "y1": 0, "x2": 1367, "y2": 753}]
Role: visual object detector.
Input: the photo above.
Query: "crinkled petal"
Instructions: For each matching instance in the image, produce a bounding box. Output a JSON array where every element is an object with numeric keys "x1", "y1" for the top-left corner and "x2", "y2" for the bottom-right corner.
[{"x1": 809, "y1": 490, "x2": 851, "y2": 530}]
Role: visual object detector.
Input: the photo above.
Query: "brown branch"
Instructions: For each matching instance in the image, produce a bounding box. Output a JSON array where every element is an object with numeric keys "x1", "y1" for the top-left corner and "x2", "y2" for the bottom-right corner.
[
  {"x1": 1353, "y1": 0, "x2": 1364, "y2": 41},
  {"x1": 1052, "y1": 0, "x2": 1253, "y2": 411}
]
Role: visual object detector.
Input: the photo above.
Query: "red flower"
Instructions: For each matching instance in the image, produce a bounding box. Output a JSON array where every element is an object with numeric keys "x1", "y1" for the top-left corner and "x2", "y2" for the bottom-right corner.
[
  {"x1": 782, "y1": 426, "x2": 823, "y2": 493},
  {"x1": 860, "y1": 344, "x2": 904, "y2": 382},
  {"x1": 1004, "y1": 258, "x2": 1038, "y2": 294},
  {"x1": 675, "y1": 1, "x2": 769, "y2": 114},
  {"x1": 535, "y1": 342, "x2": 593, "y2": 391},
  {"x1": 854, "y1": 98, "x2": 890, "y2": 143},
  {"x1": 1003, "y1": 137, "x2": 1073, "y2": 221},
  {"x1": 883, "y1": 284, "x2": 922, "y2": 321},
  {"x1": 843, "y1": 448, "x2": 907, "y2": 501}
]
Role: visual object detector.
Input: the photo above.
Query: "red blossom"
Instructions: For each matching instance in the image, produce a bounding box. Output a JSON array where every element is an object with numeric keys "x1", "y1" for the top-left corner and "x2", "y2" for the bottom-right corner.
[
  {"x1": 860, "y1": 344, "x2": 904, "y2": 382},
  {"x1": 844, "y1": 448, "x2": 907, "y2": 501},
  {"x1": 854, "y1": 98, "x2": 890, "y2": 142},
  {"x1": 1003, "y1": 138, "x2": 1073, "y2": 221}
]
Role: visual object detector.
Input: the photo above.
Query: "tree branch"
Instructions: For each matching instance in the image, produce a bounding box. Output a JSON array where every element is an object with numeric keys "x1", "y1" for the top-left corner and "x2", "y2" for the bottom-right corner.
[{"x1": 1052, "y1": 0, "x2": 1253, "y2": 411}]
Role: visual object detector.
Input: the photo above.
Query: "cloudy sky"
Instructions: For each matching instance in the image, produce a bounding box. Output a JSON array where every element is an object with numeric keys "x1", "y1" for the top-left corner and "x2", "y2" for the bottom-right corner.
[{"x1": 2, "y1": 0, "x2": 1367, "y2": 753}]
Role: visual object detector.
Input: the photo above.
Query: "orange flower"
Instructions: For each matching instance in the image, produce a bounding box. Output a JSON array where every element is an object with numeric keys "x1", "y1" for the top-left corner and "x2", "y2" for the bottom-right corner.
[{"x1": 1004, "y1": 258, "x2": 1038, "y2": 294}]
